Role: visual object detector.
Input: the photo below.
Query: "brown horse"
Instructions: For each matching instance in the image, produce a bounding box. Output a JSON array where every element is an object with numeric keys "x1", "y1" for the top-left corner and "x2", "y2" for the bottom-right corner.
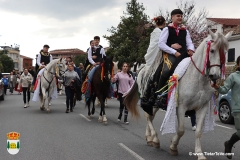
[{"x1": 86, "y1": 56, "x2": 113, "y2": 124}]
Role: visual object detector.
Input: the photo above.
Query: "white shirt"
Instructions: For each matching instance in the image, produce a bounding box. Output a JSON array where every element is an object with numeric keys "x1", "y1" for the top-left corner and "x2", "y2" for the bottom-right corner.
[
  {"x1": 37, "y1": 53, "x2": 53, "y2": 67},
  {"x1": 158, "y1": 27, "x2": 195, "y2": 55},
  {"x1": 88, "y1": 46, "x2": 106, "y2": 65}
]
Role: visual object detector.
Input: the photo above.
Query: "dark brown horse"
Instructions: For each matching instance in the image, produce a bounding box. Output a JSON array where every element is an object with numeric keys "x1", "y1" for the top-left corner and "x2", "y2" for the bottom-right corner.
[{"x1": 86, "y1": 56, "x2": 113, "y2": 124}]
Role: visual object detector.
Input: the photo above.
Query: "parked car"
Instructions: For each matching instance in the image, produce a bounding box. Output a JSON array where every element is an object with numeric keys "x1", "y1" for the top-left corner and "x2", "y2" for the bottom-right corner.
[
  {"x1": 0, "y1": 78, "x2": 4, "y2": 101},
  {"x1": 218, "y1": 90, "x2": 234, "y2": 124}
]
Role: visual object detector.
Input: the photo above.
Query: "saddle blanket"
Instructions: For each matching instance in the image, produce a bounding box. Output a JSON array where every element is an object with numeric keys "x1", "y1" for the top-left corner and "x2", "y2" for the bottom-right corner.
[
  {"x1": 32, "y1": 68, "x2": 58, "y2": 102},
  {"x1": 160, "y1": 57, "x2": 216, "y2": 135}
]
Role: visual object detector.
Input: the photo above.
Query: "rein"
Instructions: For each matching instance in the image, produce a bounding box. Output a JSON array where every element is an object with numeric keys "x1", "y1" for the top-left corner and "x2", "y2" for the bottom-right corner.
[{"x1": 190, "y1": 40, "x2": 225, "y2": 78}]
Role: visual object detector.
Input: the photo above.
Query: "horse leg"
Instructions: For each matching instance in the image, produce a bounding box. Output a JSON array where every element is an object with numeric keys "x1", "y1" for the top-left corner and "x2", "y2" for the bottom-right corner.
[
  {"x1": 97, "y1": 98, "x2": 103, "y2": 123},
  {"x1": 87, "y1": 97, "x2": 91, "y2": 118},
  {"x1": 145, "y1": 108, "x2": 160, "y2": 148},
  {"x1": 39, "y1": 93, "x2": 44, "y2": 111},
  {"x1": 46, "y1": 96, "x2": 52, "y2": 112},
  {"x1": 91, "y1": 94, "x2": 96, "y2": 115},
  {"x1": 195, "y1": 106, "x2": 208, "y2": 160},
  {"x1": 170, "y1": 106, "x2": 186, "y2": 156},
  {"x1": 41, "y1": 88, "x2": 47, "y2": 111},
  {"x1": 105, "y1": 99, "x2": 108, "y2": 108},
  {"x1": 102, "y1": 98, "x2": 107, "y2": 124}
]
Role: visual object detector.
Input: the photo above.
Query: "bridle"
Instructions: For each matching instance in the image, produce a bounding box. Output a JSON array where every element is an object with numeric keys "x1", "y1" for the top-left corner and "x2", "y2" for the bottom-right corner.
[
  {"x1": 190, "y1": 40, "x2": 226, "y2": 78},
  {"x1": 100, "y1": 61, "x2": 114, "y2": 81},
  {"x1": 42, "y1": 60, "x2": 66, "y2": 95}
]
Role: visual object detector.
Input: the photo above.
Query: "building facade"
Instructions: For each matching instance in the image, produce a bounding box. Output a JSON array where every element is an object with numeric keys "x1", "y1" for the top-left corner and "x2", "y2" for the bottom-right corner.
[
  {"x1": 49, "y1": 48, "x2": 86, "y2": 59},
  {"x1": 19, "y1": 55, "x2": 33, "y2": 71},
  {"x1": 207, "y1": 18, "x2": 240, "y2": 66},
  {"x1": 0, "y1": 45, "x2": 20, "y2": 70}
]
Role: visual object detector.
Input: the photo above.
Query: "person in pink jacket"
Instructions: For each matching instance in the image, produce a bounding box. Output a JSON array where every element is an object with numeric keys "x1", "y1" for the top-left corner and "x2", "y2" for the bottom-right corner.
[{"x1": 112, "y1": 63, "x2": 135, "y2": 124}]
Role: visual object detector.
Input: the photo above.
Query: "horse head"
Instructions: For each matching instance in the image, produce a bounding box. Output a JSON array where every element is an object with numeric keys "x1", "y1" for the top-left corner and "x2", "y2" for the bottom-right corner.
[
  {"x1": 57, "y1": 58, "x2": 67, "y2": 78},
  {"x1": 103, "y1": 56, "x2": 114, "y2": 81},
  {"x1": 206, "y1": 29, "x2": 232, "y2": 81}
]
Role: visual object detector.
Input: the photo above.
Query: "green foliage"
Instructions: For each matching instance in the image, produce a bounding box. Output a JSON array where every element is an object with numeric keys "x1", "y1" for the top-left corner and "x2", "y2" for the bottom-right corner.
[
  {"x1": 74, "y1": 54, "x2": 86, "y2": 66},
  {"x1": 104, "y1": 0, "x2": 153, "y2": 67},
  {"x1": 0, "y1": 62, "x2": 3, "y2": 72},
  {"x1": 0, "y1": 52, "x2": 14, "y2": 72}
]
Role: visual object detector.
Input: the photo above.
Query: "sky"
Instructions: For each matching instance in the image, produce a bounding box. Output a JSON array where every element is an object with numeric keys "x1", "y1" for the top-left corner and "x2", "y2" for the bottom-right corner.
[{"x1": 0, "y1": 0, "x2": 240, "y2": 64}]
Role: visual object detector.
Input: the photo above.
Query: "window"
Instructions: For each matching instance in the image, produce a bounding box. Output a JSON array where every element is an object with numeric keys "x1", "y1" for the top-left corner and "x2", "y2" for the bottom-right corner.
[{"x1": 228, "y1": 48, "x2": 235, "y2": 62}]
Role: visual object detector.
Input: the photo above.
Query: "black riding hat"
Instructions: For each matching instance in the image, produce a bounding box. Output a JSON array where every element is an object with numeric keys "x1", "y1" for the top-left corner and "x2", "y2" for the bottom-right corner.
[
  {"x1": 43, "y1": 44, "x2": 50, "y2": 48},
  {"x1": 171, "y1": 9, "x2": 183, "y2": 16}
]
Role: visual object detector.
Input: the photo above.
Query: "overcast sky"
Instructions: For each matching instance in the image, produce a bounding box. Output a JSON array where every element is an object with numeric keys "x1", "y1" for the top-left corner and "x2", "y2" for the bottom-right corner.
[{"x1": 0, "y1": 0, "x2": 239, "y2": 64}]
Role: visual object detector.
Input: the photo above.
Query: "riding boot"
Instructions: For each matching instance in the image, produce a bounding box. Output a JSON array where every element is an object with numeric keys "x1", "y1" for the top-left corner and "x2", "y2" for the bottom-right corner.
[
  {"x1": 155, "y1": 76, "x2": 169, "y2": 110},
  {"x1": 224, "y1": 133, "x2": 240, "y2": 159},
  {"x1": 140, "y1": 80, "x2": 155, "y2": 116}
]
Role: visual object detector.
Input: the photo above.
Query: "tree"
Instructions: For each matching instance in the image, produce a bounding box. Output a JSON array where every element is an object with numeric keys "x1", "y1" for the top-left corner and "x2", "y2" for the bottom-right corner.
[
  {"x1": 158, "y1": 0, "x2": 209, "y2": 48},
  {"x1": 0, "y1": 54, "x2": 14, "y2": 72},
  {"x1": 74, "y1": 54, "x2": 86, "y2": 67},
  {"x1": 0, "y1": 62, "x2": 3, "y2": 72},
  {"x1": 104, "y1": 0, "x2": 153, "y2": 67}
]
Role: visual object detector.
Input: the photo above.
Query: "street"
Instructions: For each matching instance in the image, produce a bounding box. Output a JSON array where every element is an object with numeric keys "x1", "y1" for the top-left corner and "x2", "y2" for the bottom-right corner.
[{"x1": 0, "y1": 91, "x2": 239, "y2": 160}]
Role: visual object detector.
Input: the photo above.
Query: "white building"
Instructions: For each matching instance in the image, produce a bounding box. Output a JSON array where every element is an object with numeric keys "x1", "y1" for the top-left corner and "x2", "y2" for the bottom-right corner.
[
  {"x1": 0, "y1": 45, "x2": 20, "y2": 70},
  {"x1": 207, "y1": 18, "x2": 240, "y2": 66}
]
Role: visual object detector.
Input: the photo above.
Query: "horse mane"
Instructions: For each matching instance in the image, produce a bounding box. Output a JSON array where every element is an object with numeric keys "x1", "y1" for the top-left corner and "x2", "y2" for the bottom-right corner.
[{"x1": 45, "y1": 59, "x2": 60, "y2": 71}]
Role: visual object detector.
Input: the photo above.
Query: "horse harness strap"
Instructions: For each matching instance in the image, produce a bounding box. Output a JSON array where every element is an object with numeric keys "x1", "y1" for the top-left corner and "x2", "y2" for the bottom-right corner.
[
  {"x1": 190, "y1": 40, "x2": 225, "y2": 77},
  {"x1": 43, "y1": 68, "x2": 55, "y2": 96},
  {"x1": 190, "y1": 56, "x2": 204, "y2": 75}
]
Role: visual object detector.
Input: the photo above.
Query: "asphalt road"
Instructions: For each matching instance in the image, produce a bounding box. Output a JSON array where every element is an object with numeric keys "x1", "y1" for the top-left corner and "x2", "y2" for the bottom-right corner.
[{"x1": 0, "y1": 90, "x2": 239, "y2": 160}]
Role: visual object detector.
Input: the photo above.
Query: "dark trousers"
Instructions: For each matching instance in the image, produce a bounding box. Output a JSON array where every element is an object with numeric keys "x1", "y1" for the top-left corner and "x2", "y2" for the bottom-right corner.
[
  {"x1": 190, "y1": 114, "x2": 196, "y2": 127},
  {"x1": 65, "y1": 86, "x2": 75, "y2": 109},
  {"x1": 22, "y1": 87, "x2": 30, "y2": 103},
  {"x1": 9, "y1": 81, "x2": 14, "y2": 93},
  {"x1": 4, "y1": 85, "x2": 8, "y2": 95},
  {"x1": 157, "y1": 52, "x2": 188, "y2": 91},
  {"x1": 118, "y1": 93, "x2": 128, "y2": 121}
]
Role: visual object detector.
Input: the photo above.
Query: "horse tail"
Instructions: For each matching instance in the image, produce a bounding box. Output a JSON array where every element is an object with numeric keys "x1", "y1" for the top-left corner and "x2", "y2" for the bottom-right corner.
[{"x1": 123, "y1": 82, "x2": 140, "y2": 119}]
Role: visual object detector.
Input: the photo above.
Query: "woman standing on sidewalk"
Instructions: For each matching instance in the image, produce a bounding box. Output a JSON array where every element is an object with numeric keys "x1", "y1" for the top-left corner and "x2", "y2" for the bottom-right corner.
[
  {"x1": 64, "y1": 64, "x2": 80, "y2": 113},
  {"x1": 18, "y1": 69, "x2": 33, "y2": 108},
  {"x1": 112, "y1": 63, "x2": 135, "y2": 124},
  {"x1": 211, "y1": 56, "x2": 240, "y2": 159}
]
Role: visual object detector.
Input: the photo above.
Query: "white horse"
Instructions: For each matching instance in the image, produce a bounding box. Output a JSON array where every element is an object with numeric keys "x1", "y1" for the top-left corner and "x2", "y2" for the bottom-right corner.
[
  {"x1": 131, "y1": 61, "x2": 145, "y2": 75},
  {"x1": 39, "y1": 58, "x2": 66, "y2": 112},
  {"x1": 124, "y1": 30, "x2": 232, "y2": 160}
]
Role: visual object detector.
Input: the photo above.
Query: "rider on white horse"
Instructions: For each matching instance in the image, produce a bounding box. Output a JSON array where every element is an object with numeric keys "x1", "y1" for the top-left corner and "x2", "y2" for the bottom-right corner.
[
  {"x1": 141, "y1": 9, "x2": 195, "y2": 115},
  {"x1": 36, "y1": 44, "x2": 52, "y2": 74}
]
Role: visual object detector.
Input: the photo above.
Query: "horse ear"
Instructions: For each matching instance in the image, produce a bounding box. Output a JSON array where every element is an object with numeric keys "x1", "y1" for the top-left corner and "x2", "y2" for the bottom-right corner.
[
  {"x1": 208, "y1": 29, "x2": 216, "y2": 40},
  {"x1": 225, "y1": 31, "x2": 233, "y2": 40}
]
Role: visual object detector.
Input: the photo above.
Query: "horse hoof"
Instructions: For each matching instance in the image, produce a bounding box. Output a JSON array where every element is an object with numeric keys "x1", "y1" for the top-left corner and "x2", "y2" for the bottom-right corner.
[
  {"x1": 88, "y1": 115, "x2": 91, "y2": 119},
  {"x1": 46, "y1": 109, "x2": 50, "y2": 112},
  {"x1": 98, "y1": 116, "x2": 103, "y2": 123},
  {"x1": 40, "y1": 107, "x2": 45, "y2": 111},
  {"x1": 104, "y1": 121, "x2": 108, "y2": 125},
  {"x1": 147, "y1": 141, "x2": 153, "y2": 147},
  {"x1": 152, "y1": 142, "x2": 160, "y2": 148},
  {"x1": 170, "y1": 148, "x2": 178, "y2": 156}
]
